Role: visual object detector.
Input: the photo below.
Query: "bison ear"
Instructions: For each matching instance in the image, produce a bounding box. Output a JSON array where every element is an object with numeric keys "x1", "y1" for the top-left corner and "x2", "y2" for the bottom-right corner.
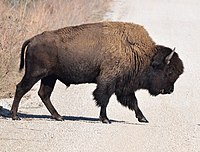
[
  {"x1": 151, "y1": 60, "x2": 164, "y2": 70},
  {"x1": 151, "y1": 45, "x2": 172, "y2": 69}
]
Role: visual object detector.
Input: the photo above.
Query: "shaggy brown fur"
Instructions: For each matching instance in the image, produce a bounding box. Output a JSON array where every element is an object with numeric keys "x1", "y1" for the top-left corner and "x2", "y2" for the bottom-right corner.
[{"x1": 11, "y1": 22, "x2": 184, "y2": 123}]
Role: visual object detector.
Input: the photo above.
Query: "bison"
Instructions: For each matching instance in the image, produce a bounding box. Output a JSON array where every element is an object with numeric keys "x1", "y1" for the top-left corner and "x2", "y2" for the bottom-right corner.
[{"x1": 11, "y1": 21, "x2": 184, "y2": 123}]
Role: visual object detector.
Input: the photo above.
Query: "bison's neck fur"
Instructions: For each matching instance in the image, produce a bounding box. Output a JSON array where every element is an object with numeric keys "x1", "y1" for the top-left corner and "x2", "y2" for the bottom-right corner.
[{"x1": 96, "y1": 22, "x2": 157, "y2": 93}]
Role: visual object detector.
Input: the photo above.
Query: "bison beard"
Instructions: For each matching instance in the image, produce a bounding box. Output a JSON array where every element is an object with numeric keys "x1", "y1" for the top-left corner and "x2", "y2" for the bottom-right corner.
[{"x1": 10, "y1": 21, "x2": 184, "y2": 123}]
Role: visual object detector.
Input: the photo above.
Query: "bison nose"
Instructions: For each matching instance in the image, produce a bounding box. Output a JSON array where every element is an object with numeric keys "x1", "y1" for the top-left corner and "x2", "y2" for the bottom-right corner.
[{"x1": 169, "y1": 86, "x2": 174, "y2": 93}]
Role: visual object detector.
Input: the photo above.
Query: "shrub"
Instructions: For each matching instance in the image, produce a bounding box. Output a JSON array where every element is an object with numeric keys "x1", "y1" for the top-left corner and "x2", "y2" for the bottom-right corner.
[{"x1": 0, "y1": 0, "x2": 111, "y2": 98}]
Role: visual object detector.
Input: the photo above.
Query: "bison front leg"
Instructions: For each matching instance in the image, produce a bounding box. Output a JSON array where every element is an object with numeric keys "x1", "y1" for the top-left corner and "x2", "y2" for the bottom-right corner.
[
  {"x1": 93, "y1": 88, "x2": 111, "y2": 124},
  {"x1": 93, "y1": 81, "x2": 115, "y2": 124},
  {"x1": 116, "y1": 93, "x2": 149, "y2": 123}
]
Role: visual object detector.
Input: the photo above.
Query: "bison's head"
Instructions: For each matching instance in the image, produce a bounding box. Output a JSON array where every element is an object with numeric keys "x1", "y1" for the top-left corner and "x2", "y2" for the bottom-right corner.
[{"x1": 147, "y1": 45, "x2": 184, "y2": 96}]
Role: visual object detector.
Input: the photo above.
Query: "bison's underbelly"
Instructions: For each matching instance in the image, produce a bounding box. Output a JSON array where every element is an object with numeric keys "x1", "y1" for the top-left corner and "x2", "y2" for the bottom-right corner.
[
  {"x1": 56, "y1": 48, "x2": 101, "y2": 85},
  {"x1": 57, "y1": 63, "x2": 100, "y2": 85}
]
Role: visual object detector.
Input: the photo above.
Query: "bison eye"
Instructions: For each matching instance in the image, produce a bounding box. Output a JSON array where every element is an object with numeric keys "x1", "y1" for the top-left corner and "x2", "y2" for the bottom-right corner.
[{"x1": 166, "y1": 71, "x2": 172, "y2": 77}]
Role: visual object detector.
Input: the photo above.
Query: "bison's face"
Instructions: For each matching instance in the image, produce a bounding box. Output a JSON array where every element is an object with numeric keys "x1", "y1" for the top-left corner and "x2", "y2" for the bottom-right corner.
[{"x1": 148, "y1": 46, "x2": 184, "y2": 96}]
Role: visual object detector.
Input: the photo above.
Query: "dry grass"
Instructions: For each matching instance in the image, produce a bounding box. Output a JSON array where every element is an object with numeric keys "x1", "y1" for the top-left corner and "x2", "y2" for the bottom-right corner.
[{"x1": 0, "y1": 0, "x2": 111, "y2": 98}]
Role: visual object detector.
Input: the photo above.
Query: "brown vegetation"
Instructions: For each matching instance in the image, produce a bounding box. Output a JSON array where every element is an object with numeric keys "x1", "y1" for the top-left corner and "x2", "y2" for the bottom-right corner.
[{"x1": 0, "y1": 0, "x2": 111, "y2": 98}]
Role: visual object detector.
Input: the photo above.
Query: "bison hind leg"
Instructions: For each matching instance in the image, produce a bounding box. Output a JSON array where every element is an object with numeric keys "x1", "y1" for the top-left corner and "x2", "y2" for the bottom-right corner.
[
  {"x1": 11, "y1": 75, "x2": 41, "y2": 120},
  {"x1": 38, "y1": 76, "x2": 63, "y2": 121}
]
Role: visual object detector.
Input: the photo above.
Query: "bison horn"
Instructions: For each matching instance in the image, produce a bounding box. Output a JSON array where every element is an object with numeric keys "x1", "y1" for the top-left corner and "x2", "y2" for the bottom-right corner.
[{"x1": 165, "y1": 47, "x2": 175, "y2": 64}]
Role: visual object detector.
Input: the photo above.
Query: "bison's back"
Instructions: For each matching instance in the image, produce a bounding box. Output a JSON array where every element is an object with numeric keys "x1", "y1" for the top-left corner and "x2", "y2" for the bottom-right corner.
[
  {"x1": 54, "y1": 22, "x2": 155, "y2": 54},
  {"x1": 54, "y1": 21, "x2": 156, "y2": 69}
]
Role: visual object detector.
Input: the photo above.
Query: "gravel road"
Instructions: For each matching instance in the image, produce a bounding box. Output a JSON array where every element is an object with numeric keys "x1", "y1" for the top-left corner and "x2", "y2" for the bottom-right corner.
[{"x1": 1, "y1": 0, "x2": 200, "y2": 151}]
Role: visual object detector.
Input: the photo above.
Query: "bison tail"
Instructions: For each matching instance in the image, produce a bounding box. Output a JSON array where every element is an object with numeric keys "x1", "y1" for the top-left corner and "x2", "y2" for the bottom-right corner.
[{"x1": 19, "y1": 39, "x2": 31, "y2": 71}]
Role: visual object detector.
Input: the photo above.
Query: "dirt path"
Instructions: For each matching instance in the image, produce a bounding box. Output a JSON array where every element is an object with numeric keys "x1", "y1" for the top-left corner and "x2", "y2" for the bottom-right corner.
[{"x1": 1, "y1": 0, "x2": 200, "y2": 152}]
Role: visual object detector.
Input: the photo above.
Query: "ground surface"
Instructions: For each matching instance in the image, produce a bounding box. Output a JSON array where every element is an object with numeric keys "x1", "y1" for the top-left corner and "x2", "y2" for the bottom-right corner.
[{"x1": 1, "y1": 0, "x2": 200, "y2": 152}]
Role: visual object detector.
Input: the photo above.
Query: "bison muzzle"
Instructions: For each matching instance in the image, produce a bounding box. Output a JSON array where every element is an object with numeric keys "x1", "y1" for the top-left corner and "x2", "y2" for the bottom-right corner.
[{"x1": 11, "y1": 22, "x2": 184, "y2": 123}]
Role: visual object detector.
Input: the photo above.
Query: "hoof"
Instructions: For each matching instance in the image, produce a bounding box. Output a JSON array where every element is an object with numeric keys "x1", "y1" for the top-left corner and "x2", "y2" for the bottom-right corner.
[
  {"x1": 10, "y1": 111, "x2": 21, "y2": 120},
  {"x1": 100, "y1": 117, "x2": 111, "y2": 124},
  {"x1": 52, "y1": 115, "x2": 64, "y2": 121},
  {"x1": 12, "y1": 115, "x2": 21, "y2": 120},
  {"x1": 138, "y1": 117, "x2": 149, "y2": 123}
]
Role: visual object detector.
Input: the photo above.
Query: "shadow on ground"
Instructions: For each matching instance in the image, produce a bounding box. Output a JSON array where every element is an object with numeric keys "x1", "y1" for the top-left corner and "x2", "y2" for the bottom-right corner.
[{"x1": 0, "y1": 107, "x2": 142, "y2": 125}]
